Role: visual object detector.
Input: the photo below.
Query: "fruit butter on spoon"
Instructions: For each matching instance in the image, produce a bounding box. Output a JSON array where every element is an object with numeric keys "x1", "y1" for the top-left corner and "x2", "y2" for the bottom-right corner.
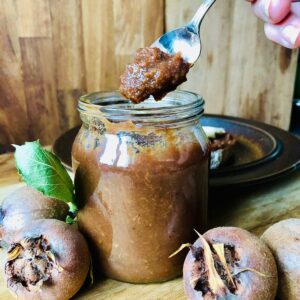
[{"x1": 119, "y1": 0, "x2": 216, "y2": 104}]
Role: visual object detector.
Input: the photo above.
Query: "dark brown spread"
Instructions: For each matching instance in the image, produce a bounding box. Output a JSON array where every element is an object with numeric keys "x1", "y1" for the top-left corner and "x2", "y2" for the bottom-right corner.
[
  {"x1": 209, "y1": 133, "x2": 236, "y2": 151},
  {"x1": 120, "y1": 47, "x2": 191, "y2": 103},
  {"x1": 72, "y1": 122, "x2": 209, "y2": 283}
]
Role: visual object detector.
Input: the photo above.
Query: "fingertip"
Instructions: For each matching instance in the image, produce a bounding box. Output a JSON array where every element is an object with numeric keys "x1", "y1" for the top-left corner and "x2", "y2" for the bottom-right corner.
[
  {"x1": 252, "y1": 0, "x2": 291, "y2": 24},
  {"x1": 264, "y1": 23, "x2": 293, "y2": 48},
  {"x1": 265, "y1": 21, "x2": 300, "y2": 49},
  {"x1": 269, "y1": 0, "x2": 291, "y2": 24}
]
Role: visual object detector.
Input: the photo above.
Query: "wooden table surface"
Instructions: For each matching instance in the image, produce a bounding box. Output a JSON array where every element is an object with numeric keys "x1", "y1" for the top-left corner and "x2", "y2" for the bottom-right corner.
[{"x1": 0, "y1": 150, "x2": 300, "y2": 300}]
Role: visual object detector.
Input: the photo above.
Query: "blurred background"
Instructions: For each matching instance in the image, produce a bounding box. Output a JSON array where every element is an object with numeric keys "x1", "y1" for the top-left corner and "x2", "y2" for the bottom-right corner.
[{"x1": 1, "y1": 0, "x2": 299, "y2": 147}]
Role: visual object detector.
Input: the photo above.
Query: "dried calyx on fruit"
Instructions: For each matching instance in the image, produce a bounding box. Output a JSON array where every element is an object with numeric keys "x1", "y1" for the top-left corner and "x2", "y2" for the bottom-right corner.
[
  {"x1": 4, "y1": 219, "x2": 90, "y2": 300},
  {"x1": 172, "y1": 233, "x2": 248, "y2": 296},
  {"x1": 177, "y1": 228, "x2": 278, "y2": 300},
  {"x1": 6, "y1": 235, "x2": 62, "y2": 292}
]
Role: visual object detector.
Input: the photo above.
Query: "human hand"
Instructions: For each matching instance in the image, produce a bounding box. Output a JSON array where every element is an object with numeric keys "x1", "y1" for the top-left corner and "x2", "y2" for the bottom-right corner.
[{"x1": 247, "y1": 0, "x2": 300, "y2": 48}]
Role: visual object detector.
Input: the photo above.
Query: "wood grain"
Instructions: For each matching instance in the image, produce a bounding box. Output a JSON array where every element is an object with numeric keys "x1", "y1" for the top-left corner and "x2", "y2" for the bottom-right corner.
[
  {"x1": 0, "y1": 151, "x2": 299, "y2": 299},
  {"x1": 82, "y1": 0, "x2": 164, "y2": 91},
  {"x1": 0, "y1": 0, "x2": 164, "y2": 146},
  {"x1": 82, "y1": 0, "x2": 117, "y2": 91},
  {"x1": 16, "y1": 0, "x2": 52, "y2": 38},
  {"x1": 20, "y1": 38, "x2": 60, "y2": 144},
  {"x1": 0, "y1": 0, "x2": 298, "y2": 144},
  {"x1": 50, "y1": 0, "x2": 85, "y2": 131},
  {"x1": 0, "y1": 0, "x2": 29, "y2": 144},
  {"x1": 166, "y1": 0, "x2": 299, "y2": 130}
]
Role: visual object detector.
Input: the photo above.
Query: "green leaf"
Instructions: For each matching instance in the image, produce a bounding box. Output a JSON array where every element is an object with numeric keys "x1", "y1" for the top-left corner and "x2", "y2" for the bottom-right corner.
[
  {"x1": 66, "y1": 215, "x2": 77, "y2": 225},
  {"x1": 14, "y1": 141, "x2": 76, "y2": 208}
]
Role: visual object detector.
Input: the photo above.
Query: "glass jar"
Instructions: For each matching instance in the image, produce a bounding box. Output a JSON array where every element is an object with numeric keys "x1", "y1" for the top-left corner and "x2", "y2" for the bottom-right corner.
[{"x1": 72, "y1": 91, "x2": 209, "y2": 283}]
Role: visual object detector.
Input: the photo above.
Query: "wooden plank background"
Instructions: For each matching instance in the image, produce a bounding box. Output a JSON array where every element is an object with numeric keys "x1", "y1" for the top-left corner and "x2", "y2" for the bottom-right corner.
[
  {"x1": 0, "y1": 0, "x2": 298, "y2": 146},
  {"x1": 166, "y1": 0, "x2": 299, "y2": 130},
  {"x1": 0, "y1": 0, "x2": 164, "y2": 145}
]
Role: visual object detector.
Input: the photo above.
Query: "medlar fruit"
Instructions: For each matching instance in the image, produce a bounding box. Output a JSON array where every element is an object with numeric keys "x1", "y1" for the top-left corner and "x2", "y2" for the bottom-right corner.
[
  {"x1": 4, "y1": 219, "x2": 90, "y2": 300},
  {"x1": 261, "y1": 218, "x2": 300, "y2": 300},
  {"x1": 0, "y1": 186, "x2": 69, "y2": 239},
  {"x1": 182, "y1": 227, "x2": 278, "y2": 300}
]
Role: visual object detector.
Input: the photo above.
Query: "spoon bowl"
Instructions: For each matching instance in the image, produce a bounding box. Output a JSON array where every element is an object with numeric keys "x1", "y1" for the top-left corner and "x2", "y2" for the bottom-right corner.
[
  {"x1": 152, "y1": 27, "x2": 201, "y2": 64},
  {"x1": 152, "y1": 0, "x2": 216, "y2": 64}
]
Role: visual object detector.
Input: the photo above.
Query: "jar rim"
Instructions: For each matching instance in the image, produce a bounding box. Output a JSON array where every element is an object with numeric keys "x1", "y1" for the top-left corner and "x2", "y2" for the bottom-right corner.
[{"x1": 78, "y1": 90, "x2": 204, "y2": 127}]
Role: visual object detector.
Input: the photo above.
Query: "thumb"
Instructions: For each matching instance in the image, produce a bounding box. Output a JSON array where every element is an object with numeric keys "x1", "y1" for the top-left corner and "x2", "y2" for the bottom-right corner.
[
  {"x1": 265, "y1": 14, "x2": 300, "y2": 48},
  {"x1": 251, "y1": 0, "x2": 291, "y2": 24}
]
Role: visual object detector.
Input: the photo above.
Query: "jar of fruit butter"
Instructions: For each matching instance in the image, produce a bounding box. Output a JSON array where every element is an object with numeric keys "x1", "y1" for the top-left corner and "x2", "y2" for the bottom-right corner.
[{"x1": 72, "y1": 90, "x2": 209, "y2": 283}]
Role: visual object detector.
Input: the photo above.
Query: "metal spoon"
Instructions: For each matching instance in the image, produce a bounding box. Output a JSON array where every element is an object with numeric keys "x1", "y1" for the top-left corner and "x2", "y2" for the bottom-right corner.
[{"x1": 152, "y1": 0, "x2": 216, "y2": 64}]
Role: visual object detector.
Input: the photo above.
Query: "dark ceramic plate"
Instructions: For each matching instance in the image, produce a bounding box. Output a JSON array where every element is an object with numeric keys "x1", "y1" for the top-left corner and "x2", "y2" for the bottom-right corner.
[
  {"x1": 53, "y1": 114, "x2": 300, "y2": 188},
  {"x1": 202, "y1": 116, "x2": 280, "y2": 173}
]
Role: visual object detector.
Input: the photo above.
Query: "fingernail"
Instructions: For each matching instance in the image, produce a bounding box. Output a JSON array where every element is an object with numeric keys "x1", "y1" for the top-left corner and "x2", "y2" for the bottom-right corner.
[{"x1": 282, "y1": 25, "x2": 300, "y2": 47}]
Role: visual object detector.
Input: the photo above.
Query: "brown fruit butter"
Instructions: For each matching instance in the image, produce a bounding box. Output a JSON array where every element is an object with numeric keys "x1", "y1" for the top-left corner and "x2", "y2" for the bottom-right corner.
[
  {"x1": 120, "y1": 47, "x2": 191, "y2": 103},
  {"x1": 72, "y1": 91, "x2": 209, "y2": 283}
]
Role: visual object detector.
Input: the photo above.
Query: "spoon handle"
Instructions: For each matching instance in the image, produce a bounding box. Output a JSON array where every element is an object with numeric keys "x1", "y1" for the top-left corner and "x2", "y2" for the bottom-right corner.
[{"x1": 187, "y1": 0, "x2": 217, "y2": 34}]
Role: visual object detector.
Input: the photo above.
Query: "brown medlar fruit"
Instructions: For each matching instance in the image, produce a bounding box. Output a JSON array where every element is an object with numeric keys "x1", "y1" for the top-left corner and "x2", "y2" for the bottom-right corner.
[
  {"x1": 4, "y1": 219, "x2": 90, "y2": 300},
  {"x1": 0, "y1": 187, "x2": 69, "y2": 239},
  {"x1": 261, "y1": 218, "x2": 300, "y2": 300},
  {"x1": 182, "y1": 227, "x2": 278, "y2": 300}
]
